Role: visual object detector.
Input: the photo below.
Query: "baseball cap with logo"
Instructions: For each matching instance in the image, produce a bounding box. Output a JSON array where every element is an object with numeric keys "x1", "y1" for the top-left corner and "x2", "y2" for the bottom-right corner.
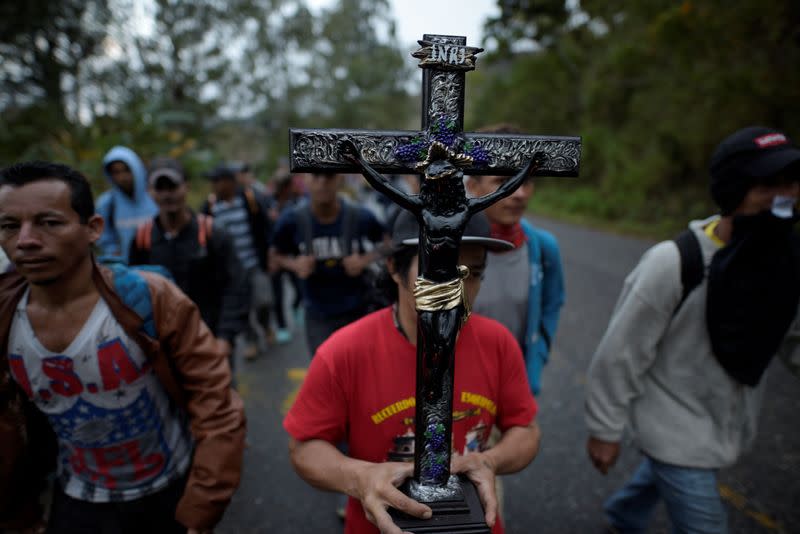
[
  {"x1": 710, "y1": 126, "x2": 800, "y2": 214},
  {"x1": 391, "y1": 209, "x2": 513, "y2": 252},
  {"x1": 148, "y1": 157, "x2": 186, "y2": 188}
]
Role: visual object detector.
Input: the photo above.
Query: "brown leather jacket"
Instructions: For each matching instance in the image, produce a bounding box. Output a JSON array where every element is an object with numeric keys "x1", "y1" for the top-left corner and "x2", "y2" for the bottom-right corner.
[{"x1": 0, "y1": 261, "x2": 246, "y2": 530}]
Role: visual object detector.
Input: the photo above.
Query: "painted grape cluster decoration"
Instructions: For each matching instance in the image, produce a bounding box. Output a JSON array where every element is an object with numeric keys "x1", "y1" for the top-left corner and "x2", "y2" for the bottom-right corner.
[
  {"x1": 422, "y1": 422, "x2": 448, "y2": 480},
  {"x1": 430, "y1": 116, "x2": 457, "y2": 146},
  {"x1": 394, "y1": 114, "x2": 491, "y2": 168},
  {"x1": 395, "y1": 137, "x2": 428, "y2": 163},
  {"x1": 464, "y1": 141, "x2": 490, "y2": 166}
]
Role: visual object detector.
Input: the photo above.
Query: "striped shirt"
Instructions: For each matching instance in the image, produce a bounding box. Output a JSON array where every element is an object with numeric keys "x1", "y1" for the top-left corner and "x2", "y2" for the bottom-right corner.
[{"x1": 209, "y1": 195, "x2": 259, "y2": 271}]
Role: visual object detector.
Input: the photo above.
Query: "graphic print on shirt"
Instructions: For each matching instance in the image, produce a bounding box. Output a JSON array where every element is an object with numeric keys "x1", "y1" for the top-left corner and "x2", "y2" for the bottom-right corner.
[
  {"x1": 8, "y1": 296, "x2": 191, "y2": 501},
  {"x1": 50, "y1": 389, "x2": 169, "y2": 490},
  {"x1": 299, "y1": 235, "x2": 375, "y2": 267},
  {"x1": 373, "y1": 390, "x2": 496, "y2": 461},
  {"x1": 9, "y1": 340, "x2": 174, "y2": 490},
  {"x1": 10, "y1": 337, "x2": 151, "y2": 401}
]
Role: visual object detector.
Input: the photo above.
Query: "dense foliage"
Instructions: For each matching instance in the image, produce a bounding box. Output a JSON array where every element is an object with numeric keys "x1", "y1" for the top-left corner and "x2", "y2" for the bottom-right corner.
[
  {"x1": 1, "y1": 0, "x2": 797, "y2": 235},
  {"x1": 471, "y1": 0, "x2": 800, "y2": 235},
  {"x1": 0, "y1": 0, "x2": 414, "y2": 193}
]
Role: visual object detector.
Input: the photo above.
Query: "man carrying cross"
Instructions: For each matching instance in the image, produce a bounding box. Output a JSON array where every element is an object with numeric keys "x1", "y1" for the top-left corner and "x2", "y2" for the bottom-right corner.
[
  {"x1": 285, "y1": 33, "x2": 579, "y2": 533},
  {"x1": 284, "y1": 207, "x2": 541, "y2": 534}
]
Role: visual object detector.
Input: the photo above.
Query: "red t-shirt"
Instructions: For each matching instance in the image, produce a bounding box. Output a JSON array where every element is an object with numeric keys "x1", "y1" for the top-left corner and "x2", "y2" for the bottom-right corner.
[{"x1": 284, "y1": 307, "x2": 538, "y2": 534}]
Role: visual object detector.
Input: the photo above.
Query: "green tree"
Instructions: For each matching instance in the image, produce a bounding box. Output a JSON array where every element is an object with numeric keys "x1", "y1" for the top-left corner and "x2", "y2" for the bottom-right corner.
[
  {"x1": 0, "y1": 0, "x2": 111, "y2": 163},
  {"x1": 298, "y1": 0, "x2": 416, "y2": 130},
  {"x1": 476, "y1": 0, "x2": 800, "y2": 234},
  {"x1": 244, "y1": 0, "x2": 417, "y2": 175},
  {"x1": 483, "y1": 0, "x2": 572, "y2": 54},
  {"x1": 0, "y1": 0, "x2": 111, "y2": 122}
]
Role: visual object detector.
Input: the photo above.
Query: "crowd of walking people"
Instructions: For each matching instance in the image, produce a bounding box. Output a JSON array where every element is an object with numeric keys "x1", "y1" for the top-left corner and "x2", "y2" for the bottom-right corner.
[{"x1": 0, "y1": 124, "x2": 799, "y2": 534}]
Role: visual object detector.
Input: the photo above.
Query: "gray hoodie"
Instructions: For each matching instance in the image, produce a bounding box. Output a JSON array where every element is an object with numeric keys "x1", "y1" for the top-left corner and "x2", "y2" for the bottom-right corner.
[{"x1": 585, "y1": 215, "x2": 800, "y2": 468}]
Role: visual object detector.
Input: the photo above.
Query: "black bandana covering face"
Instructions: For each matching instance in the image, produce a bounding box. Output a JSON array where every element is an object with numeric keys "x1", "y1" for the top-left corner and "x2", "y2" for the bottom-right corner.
[{"x1": 706, "y1": 210, "x2": 800, "y2": 386}]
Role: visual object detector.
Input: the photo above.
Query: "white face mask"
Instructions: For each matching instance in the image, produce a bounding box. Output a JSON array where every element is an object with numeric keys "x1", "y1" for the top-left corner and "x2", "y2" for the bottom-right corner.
[{"x1": 771, "y1": 195, "x2": 796, "y2": 219}]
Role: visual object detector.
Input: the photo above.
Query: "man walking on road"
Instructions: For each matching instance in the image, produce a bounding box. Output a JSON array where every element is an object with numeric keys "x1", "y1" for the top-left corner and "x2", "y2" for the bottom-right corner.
[
  {"x1": 0, "y1": 161, "x2": 245, "y2": 533},
  {"x1": 129, "y1": 157, "x2": 249, "y2": 373},
  {"x1": 466, "y1": 124, "x2": 565, "y2": 395},
  {"x1": 269, "y1": 171, "x2": 303, "y2": 344},
  {"x1": 201, "y1": 164, "x2": 274, "y2": 360},
  {"x1": 585, "y1": 126, "x2": 800, "y2": 533},
  {"x1": 284, "y1": 210, "x2": 541, "y2": 534},
  {"x1": 271, "y1": 171, "x2": 386, "y2": 357}
]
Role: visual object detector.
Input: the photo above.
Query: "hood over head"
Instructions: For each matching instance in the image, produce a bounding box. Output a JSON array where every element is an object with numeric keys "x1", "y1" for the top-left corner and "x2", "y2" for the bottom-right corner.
[{"x1": 102, "y1": 145, "x2": 148, "y2": 200}]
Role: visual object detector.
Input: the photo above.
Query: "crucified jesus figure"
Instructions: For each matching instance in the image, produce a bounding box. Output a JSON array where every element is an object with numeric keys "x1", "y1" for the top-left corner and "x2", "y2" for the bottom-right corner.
[
  {"x1": 341, "y1": 139, "x2": 547, "y2": 488},
  {"x1": 340, "y1": 139, "x2": 546, "y2": 284}
]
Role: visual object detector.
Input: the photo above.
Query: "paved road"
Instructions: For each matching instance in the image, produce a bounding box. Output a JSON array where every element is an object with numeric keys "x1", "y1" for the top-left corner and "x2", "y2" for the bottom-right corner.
[{"x1": 218, "y1": 216, "x2": 800, "y2": 534}]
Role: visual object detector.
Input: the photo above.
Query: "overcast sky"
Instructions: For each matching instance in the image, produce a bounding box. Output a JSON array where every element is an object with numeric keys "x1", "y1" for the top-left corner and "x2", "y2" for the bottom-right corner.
[{"x1": 307, "y1": 0, "x2": 500, "y2": 49}]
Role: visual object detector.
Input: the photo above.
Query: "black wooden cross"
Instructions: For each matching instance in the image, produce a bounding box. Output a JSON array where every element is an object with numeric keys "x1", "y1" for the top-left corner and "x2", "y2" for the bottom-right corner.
[
  {"x1": 290, "y1": 33, "x2": 581, "y2": 533},
  {"x1": 289, "y1": 34, "x2": 581, "y2": 179}
]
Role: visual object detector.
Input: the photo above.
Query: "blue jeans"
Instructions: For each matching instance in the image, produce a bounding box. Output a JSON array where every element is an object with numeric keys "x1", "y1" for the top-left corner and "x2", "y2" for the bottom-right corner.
[{"x1": 605, "y1": 456, "x2": 728, "y2": 534}]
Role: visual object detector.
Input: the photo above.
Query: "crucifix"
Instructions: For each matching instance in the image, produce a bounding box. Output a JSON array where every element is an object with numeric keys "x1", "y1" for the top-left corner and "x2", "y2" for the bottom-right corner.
[
  {"x1": 290, "y1": 33, "x2": 580, "y2": 533},
  {"x1": 291, "y1": 37, "x2": 580, "y2": 178}
]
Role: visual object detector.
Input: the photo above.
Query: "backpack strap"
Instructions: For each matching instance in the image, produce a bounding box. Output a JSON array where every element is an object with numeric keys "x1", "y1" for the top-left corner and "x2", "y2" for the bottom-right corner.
[
  {"x1": 673, "y1": 229, "x2": 704, "y2": 314},
  {"x1": 196, "y1": 214, "x2": 213, "y2": 248},
  {"x1": 296, "y1": 204, "x2": 315, "y2": 256},
  {"x1": 104, "y1": 263, "x2": 185, "y2": 408},
  {"x1": 340, "y1": 200, "x2": 359, "y2": 256},
  {"x1": 107, "y1": 262, "x2": 158, "y2": 338},
  {"x1": 135, "y1": 219, "x2": 154, "y2": 251}
]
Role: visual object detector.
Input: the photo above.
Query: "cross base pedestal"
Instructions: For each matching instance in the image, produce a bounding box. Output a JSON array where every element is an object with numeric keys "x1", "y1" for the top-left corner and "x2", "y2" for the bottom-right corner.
[{"x1": 389, "y1": 475, "x2": 491, "y2": 533}]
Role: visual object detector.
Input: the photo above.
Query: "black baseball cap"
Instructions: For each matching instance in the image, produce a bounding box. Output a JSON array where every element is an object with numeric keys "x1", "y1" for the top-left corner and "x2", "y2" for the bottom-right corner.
[
  {"x1": 710, "y1": 126, "x2": 800, "y2": 214},
  {"x1": 392, "y1": 210, "x2": 513, "y2": 252},
  {"x1": 148, "y1": 157, "x2": 185, "y2": 187}
]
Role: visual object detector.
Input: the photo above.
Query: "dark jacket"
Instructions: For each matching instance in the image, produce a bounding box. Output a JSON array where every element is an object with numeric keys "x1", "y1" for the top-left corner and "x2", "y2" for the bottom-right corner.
[
  {"x1": 128, "y1": 213, "x2": 249, "y2": 343},
  {"x1": 0, "y1": 262, "x2": 246, "y2": 530},
  {"x1": 200, "y1": 187, "x2": 273, "y2": 271}
]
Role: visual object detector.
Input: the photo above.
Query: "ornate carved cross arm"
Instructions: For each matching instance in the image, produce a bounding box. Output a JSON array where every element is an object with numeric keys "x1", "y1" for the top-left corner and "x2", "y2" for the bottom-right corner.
[
  {"x1": 340, "y1": 139, "x2": 423, "y2": 213},
  {"x1": 468, "y1": 151, "x2": 548, "y2": 215}
]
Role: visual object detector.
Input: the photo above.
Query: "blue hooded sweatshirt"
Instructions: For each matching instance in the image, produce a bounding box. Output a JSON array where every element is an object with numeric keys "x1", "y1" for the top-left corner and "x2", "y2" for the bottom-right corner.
[{"x1": 96, "y1": 146, "x2": 158, "y2": 263}]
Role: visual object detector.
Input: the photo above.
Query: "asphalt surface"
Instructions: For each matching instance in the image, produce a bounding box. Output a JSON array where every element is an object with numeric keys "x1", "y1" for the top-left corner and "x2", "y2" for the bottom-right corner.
[{"x1": 218, "y1": 216, "x2": 800, "y2": 534}]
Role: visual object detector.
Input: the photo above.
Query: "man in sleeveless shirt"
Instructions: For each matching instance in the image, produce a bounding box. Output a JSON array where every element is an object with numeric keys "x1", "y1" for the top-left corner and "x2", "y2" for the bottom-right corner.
[{"x1": 0, "y1": 161, "x2": 245, "y2": 533}]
